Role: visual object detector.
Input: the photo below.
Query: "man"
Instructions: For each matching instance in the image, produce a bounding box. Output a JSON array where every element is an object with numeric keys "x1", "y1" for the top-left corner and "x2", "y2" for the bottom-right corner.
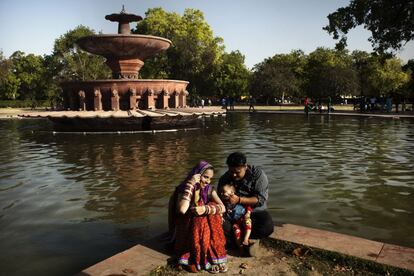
[
  {"x1": 248, "y1": 96, "x2": 256, "y2": 112},
  {"x1": 304, "y1": 97, "x2": 310, "y2": 115},
  {"x1": 218, "y1": 152, "x2": 274, "y2": 254}
]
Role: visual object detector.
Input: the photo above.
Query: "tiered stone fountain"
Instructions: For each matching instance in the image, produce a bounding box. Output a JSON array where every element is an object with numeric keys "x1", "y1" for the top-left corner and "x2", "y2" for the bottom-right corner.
[{"x1": 21, "y1": 8, "x2": 225, "y2": 131}]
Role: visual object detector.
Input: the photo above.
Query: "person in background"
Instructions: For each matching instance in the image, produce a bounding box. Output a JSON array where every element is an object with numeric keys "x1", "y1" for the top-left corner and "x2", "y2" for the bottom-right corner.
[
  {"x1": 249, "y1": 96, "x2": 256, "y2": 112},
  {"x1": 304, "y1": 97, "x2": 310, "y2": 115}
]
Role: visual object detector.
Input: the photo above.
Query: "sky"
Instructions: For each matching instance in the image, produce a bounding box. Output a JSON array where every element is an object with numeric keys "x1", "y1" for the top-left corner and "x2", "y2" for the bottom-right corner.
[{"x1": 0, "y1": 0, "x2": 413, "y2": 69}]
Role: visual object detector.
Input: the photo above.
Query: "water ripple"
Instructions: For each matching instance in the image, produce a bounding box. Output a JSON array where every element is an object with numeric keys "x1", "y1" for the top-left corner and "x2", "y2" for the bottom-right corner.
[{"x1": 0, "y1": 115, "x2": 414, "y2": 276}]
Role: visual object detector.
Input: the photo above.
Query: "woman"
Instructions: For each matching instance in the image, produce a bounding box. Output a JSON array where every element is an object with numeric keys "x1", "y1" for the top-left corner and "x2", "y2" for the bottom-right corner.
[{"x1": 170, "y1": 160, "x2": 228, "y2": 273}]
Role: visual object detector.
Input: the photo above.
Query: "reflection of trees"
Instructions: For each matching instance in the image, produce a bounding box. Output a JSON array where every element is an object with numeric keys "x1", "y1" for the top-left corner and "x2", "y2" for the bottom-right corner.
[
  {"x1": 22, "y1": 124, "x2": 225, "y2": 225},
  {"x1": 247, "y1": 114, "x2": 414, "y2": 247},
  {"x1": 315, "y1": 118, "x2": 414, "y2": 247},
  {"x1": 14, "y1": 115, "x2": 414, "y2": 247},
  {"x1": 0, "y1": 120, "x2": 23, "y2": 168},
  {"x1": 0, "y1": 119, "x2": 50, "y2": 166},
  {"x1": 355, "y1": 183, "x2": 414, "y2": 247},
  {"x1": 49, "y1": 133, "x2": 192, "y2": 224}
]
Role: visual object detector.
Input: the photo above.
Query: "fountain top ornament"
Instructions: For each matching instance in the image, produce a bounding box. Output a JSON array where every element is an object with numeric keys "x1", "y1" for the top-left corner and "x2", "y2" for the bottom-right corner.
[{"x1": 104, "y1": 5, "x2": 143, "y2": 34}]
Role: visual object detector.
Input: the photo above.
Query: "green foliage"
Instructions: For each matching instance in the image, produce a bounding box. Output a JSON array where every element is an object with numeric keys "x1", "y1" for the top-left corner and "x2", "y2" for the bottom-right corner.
[
  {"x1": 0, "y1": 50, "x2": 10, "y2": 80},
  {"x1": 370, "y1": 58, "x2": 410, "y2": 96},
  {"x1": 215, "y1": 51, "x2": 251, "y2": 98},
  {"x1": 251, "y1": 50, "x2": 306, "y2": 103},
  {"x1": 352, "y1": 50, "x2": 375, "y2": 96},
  {"x1": 52, "y1": 25, "x2": 111, "y2": 81},
  {"x1": 402, "y1": 59, "x2": 414, "y2": 98},
  {"x1": 1, "y1": 73, "x2": 21, "y2": 100},
  {"x1": 0, "y1": 51, "x2": 19, "y2": 100},
  {"x1": 304, "y1": 48, "x2": 358, "y2": 99},
  {"x1": 134, "y1": 8, "x2": 225, "y2": 96},
  {"x1": 324, "y1": 0, "x2": 414, "y2": 53},
  {"x1": 8, "y1": 51, "x2": 47, "y2": 101},
  {"x1": 0, "y1": 99, "x2": 48, "y2": 108}
]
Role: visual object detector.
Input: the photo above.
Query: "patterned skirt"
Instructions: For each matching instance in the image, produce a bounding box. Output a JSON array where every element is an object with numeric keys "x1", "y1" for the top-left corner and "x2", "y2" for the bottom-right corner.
[{"x1": 174, "y1": 211, "x2": 227, "y2": 271}]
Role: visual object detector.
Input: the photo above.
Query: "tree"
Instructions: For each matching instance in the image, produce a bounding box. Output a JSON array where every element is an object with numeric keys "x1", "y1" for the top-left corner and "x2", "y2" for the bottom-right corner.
[
  {"x1": 250, "y1": 50, "x2": 306, "y2": 104},
  {"x1": 0, "y1": 51, "x2": 9, "y2": 81},
  {"x1": 0, "y1": 73, "x2": 21, "y2": 100},
  {"x1": 215, "y1": 51, "x2": 250, "y2": 98},
  {"x1": 370, "y1": 58, "x2": 410, "y2": 97},
  {"x1": 324, "y1": 0, "x2": 414, "y2": 53},
  {"x1": 304, "y1": 48, "x2": 358, "y2": 101},
  {"x1": 134, "y1": 8, "x2": 225, "y2": 97},
  {"x1": 351, "y1": 50, "x2": 378, "y2": 97},
  {"x1": 52, "y1": 25, "x2": 111, "y2": 81},
  {"x1": 9, "y1": 51, "x2": 46, "y2": 102},
  {"x1": 402, "y1": 59, "x2": 414, "y2": 98},
  {"x1": 0, "y1": 51, "x2": 20, "y2": 100},
  {"x1": 42, "y1": 54, "x2": 63, "y2": 108}
]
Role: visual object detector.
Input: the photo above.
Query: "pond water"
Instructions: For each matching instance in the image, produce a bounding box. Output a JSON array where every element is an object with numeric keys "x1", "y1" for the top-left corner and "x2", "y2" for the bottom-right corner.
[{"x1": 0, "y1": 113, "x2": 413, "y2": 276}]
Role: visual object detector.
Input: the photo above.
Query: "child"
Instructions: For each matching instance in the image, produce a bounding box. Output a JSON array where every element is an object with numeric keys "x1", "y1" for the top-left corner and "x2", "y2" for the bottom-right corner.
[{"x1": 221, "y1": 182, "x2": 253, "y2": 250}]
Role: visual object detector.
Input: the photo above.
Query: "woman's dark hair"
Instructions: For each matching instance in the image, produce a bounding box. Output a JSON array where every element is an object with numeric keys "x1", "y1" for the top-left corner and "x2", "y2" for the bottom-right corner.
[{"x1": 226, "y1": 152, "x2": 247, "y2": 167}]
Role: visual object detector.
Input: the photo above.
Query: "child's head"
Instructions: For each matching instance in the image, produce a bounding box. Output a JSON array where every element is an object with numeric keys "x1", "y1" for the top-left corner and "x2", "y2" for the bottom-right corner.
[{"x1": 221, "y1": 183, "x2": 236, "y2": 201}]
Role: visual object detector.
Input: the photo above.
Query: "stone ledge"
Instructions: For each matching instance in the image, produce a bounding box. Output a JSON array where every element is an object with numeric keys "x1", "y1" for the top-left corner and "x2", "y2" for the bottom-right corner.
[
  {"x1": 271, "y1": 223, "x2": 414, "y2": 272},
  {"x1": 74, "y1": 244, "x2": 169, "y2": 276},
  {"x1": 75, "y1": 223, "x2": 414, "y2": 275}
]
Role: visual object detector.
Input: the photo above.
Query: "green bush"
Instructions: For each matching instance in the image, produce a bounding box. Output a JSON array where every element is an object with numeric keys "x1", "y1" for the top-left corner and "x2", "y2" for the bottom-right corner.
[{"x1": 0, "y1": 100, "x2": 49, "y2": 108}]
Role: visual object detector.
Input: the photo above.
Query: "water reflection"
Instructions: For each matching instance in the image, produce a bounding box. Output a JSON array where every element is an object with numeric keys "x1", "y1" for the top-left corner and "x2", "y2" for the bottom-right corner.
[
  {"x1": 18, "y1": 127, "x2": 228, "y2": 226},
  {"x1": 0, "y1": 114, "x2": 413, "y2": 276}
]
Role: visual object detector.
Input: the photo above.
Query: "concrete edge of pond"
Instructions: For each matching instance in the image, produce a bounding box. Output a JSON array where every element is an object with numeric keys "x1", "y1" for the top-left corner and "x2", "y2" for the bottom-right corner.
[
  {"x1": 74, "y1": 223, "x2": 414, "y2": 275},
  {"x1": 231, "y1": 109, "x2": 414, "y2": 118}
]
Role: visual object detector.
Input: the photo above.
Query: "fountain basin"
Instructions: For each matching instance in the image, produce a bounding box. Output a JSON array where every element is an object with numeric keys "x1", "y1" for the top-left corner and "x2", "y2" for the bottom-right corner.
[
  {"x1": 76, "y1": 35, "x2": 171, "y2": 59},
  {"x1": 76, "y1": 35, "x2": 172, "y2": 79},
  {"x1": 18, "y1": 108, "x2": 226, "y2": 131},
  {"x1": 61, "y1": 79, "x2": 189, "y2": 111}
]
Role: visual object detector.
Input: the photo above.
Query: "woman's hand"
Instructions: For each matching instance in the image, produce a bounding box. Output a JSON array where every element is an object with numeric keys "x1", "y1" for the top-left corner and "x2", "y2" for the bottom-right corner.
[
  {"x1": 191, "y1": 205, "x2": 206, "y2": 216},
  {"x1": 190, "y1": 173, "x2": 201, "y2": 184}
]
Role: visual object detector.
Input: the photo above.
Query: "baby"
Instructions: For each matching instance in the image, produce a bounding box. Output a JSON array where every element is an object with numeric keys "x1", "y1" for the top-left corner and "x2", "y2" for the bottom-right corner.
[{"x1": 221, "y1": 183, "x2": 253, "y2": 248}]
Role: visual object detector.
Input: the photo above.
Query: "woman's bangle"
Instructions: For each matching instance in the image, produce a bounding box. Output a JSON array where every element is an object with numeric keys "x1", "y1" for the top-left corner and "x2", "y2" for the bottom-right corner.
[{"x1": 238, "y1": 196, "x2": 242, "y2": 204}]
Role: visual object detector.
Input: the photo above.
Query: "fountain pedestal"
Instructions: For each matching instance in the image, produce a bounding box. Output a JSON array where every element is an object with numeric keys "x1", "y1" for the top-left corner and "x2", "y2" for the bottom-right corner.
[{"x1": 20, "y1": 8, "x2": 225, "y2": 131}]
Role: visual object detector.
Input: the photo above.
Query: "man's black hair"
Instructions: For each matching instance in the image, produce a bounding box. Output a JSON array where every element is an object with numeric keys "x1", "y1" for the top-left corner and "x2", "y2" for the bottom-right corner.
[{"x1": 226, "y1": 152, "x2": 247, "y2": 167}]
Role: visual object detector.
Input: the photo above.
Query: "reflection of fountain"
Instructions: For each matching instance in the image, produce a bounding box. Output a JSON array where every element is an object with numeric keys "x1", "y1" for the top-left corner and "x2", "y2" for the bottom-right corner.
[
  {"x1": 24, "y1": 131, "x2": 194, "y2": 223},
  {"x1": 20, "y1": 8, "x2": 225, "y2": 131}
]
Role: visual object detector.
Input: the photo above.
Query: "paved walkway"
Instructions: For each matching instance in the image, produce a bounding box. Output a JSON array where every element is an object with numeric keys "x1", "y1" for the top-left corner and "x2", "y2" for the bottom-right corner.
[
  {"x1": 2, "y1": 106, "x2": 414, "y2": 119},
  {"x1": 75, "y1": 223, "x2": 414, "y2": 275},
  {"x1": 232, "y1": 109, "x2": 414, "y2": 118},
  {"x1": 271, "y1": 223, "x2": 414, "y2": 272}
]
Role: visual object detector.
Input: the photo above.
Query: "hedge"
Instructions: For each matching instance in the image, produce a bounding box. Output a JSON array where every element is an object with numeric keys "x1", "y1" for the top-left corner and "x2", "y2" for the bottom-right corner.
[{"x1": 0, "y1": 100, "x2": 49, "y2": 108}]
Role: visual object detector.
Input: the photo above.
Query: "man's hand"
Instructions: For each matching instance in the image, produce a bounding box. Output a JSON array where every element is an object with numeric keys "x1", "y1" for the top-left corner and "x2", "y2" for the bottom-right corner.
[{"x1": 229, "y1": 194, "x2": 240, "y2": 205}]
